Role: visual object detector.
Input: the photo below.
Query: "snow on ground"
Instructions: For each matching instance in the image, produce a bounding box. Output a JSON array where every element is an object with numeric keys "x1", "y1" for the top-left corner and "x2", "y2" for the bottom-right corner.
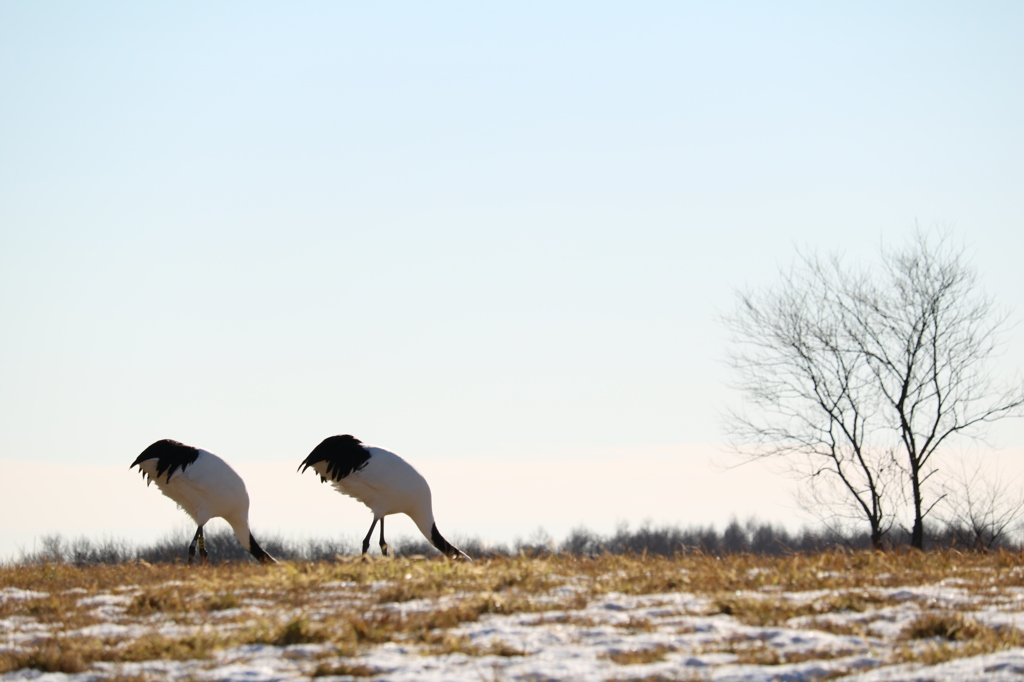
[{"x1": 4, "y1": 575, "x2": 1024, "y2": 680}]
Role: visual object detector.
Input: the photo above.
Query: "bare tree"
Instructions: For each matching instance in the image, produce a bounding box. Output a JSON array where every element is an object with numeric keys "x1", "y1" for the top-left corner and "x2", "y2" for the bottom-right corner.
[
  {"x1": 725, "y1": 231, "x2": 1024, "y2": 549},
  {"x1": 724, "y1": 255, "x2": 900, "y2": 548},
  {"x1": 937, "y1": 457, "x2": 1024, "y2": 551},
  {"x1": 844, "y1": 233, "x2": 1024, "y2": 548}
]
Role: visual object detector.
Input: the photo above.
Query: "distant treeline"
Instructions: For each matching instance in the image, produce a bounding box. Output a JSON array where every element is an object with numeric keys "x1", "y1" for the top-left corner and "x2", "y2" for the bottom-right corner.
[{"x1": 10, "y1": 518, "x2": 1021, "y2": 566}]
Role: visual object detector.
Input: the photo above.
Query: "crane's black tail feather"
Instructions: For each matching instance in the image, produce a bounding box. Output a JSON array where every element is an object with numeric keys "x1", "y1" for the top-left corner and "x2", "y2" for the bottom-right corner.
[{"x1": 249, "y1": 533, "x2": 277, "y2": 564}]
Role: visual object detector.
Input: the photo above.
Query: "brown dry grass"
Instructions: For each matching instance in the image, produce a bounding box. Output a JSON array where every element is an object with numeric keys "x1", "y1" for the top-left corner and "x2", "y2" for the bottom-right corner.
[
  {"x1": 3, "y1": 549, "x2": 1024, "y2": 676},
  {"x1": 601, "y1": 643, "x2": 676, "y2": 665},
  {"x1": 902, "y1": 612, "x2": 988, "y2": 642},
  {"x1": 713, "y1": 589, "x2": 901, "y2": 627},
  {"x1": 888, "y1": 611, "x2": 1024, "y2": 667},
  {"x1": 311, "y1": 660, "x2": 378, "y2": 677},
  {"x1": 7, "y1": 549, "x2": 1024, "y2": 603},
  {"x1": 731, "y1": 640, "x2": 860, "y2": 666}
]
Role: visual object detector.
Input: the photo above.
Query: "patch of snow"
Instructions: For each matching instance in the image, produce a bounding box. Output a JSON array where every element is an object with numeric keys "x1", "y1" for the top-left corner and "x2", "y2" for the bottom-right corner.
[
  {"x1": 0, "y1": 589, "x2": 48, "y2": 602},
  {"x1": 77, "y1": 594, "x2": 132, "y2": 608},
  {"x1": 878, "y1": 585, "x2": 974, "y2": 608},
  {"x1": 846, "y1": 648, "x2": 1024, "y2": 681},
  {"x1": 70, "y1": 622, "x2": 150, "y2": 640},
  {"x1": 5, "y1": 576, "x2": 1024, "y2": 681}
]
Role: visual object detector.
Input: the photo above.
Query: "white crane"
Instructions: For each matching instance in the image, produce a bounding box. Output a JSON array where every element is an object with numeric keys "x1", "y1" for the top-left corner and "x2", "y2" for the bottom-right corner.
[
  {"x1": 131, "y1": 439, "x2": 276, "y2": 564},
  {"x1": 298, "y1": 435, "x2": 470, "y2": 560}
]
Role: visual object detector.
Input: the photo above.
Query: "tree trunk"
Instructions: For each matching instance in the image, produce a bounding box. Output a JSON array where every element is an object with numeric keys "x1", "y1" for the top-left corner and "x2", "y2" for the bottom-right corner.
[
  {"x1": 870, "y1": 526, "x2": 883, "y2": 550},
  {"x1": 910, "y1": 463, "x2": 925, "y2": 549}
]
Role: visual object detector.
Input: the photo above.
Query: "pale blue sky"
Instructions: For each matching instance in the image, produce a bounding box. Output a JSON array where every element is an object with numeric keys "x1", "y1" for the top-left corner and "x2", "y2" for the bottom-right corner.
[{"x1": 1, "y1": 3, "x2": 1022, "y2": 555}]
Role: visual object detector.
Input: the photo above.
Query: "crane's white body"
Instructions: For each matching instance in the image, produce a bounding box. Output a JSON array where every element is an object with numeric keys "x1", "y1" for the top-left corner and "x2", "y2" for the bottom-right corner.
[
  {"x1": 299, "y1": 435, "x2": 469, "y2": 560},
  {"x1": 308, "y1": 445, "x2": 436, "y2": 541},
  {"x1": 135, "y1": 449, "x2": 253, "y2": 549}
]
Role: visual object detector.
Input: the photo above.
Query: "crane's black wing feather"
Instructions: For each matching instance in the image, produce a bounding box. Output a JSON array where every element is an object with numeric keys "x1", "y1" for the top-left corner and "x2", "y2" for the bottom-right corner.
[
  {"x1": 131, "y1": 439, "x2": 200, "y2": 483},
  {"x1": 298, "y1": 435, "x2": 371, "y2": 483}
]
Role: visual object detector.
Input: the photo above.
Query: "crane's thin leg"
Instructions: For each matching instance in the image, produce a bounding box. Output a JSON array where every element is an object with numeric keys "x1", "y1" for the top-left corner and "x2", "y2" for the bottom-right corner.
[
  {"x1": 198, "y1": 525, "x2": 208, "y2": 564},
  {"x1": 361, "y1": 518, "x2": 379, "y2": 555},
  {"x1": 188, "y1": 525, "x2": 203, "y2": 565},
  {"x1": 379, "y1": 517, "x2": 388, "y2": 557}
]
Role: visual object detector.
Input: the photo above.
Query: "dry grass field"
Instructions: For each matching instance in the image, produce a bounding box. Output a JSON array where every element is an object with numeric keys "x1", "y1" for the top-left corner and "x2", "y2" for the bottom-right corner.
[{"x1": 4, "y1": 550, "x2": 1024, "y2": 680}]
